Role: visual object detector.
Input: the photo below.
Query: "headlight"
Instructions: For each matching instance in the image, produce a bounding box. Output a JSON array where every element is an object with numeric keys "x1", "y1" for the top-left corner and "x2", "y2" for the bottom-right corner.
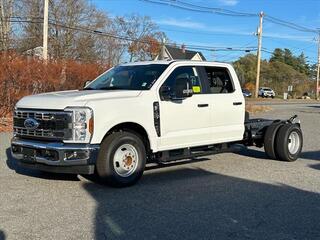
[{"x1": 64, "y1": 107, "x2": 93, "y2": 143}]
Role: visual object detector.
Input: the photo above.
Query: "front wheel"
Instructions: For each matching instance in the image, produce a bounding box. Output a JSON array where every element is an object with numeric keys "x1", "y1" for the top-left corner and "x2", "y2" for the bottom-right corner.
[{"x1": 96, "y1": 131, "x2": 146, "y2": 187}]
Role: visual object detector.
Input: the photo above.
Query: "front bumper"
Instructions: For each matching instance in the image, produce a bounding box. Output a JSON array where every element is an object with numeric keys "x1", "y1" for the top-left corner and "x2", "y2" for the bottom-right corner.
[
  {"x1": 11, "y1": 137, "x2": 100, "y2": 174},
  {"x1": 264, "y1": 92, "x2": 275, "y2": 97}
]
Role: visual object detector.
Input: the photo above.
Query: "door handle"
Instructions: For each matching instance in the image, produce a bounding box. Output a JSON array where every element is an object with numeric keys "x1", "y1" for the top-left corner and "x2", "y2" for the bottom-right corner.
[
  {"x1": 198, "y1": 104, "x2": 209, "y2": 108},
  {"x1": 233, "y1": 102, "x2": 243, "y2": 106}
]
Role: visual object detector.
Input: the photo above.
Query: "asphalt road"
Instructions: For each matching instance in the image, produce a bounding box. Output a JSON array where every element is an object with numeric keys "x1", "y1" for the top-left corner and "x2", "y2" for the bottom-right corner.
[{"x1": 0, "y1": 103, "x2": 320, "y2": 240}]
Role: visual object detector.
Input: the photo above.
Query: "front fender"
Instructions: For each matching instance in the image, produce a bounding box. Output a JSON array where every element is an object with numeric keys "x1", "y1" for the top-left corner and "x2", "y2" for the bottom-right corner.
[{"x1": 90, "y1": 119, "x2": 158, "y2": 152}]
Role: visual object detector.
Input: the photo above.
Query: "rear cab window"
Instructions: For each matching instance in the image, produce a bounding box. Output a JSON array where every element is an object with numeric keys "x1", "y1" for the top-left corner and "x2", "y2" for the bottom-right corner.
[{"x1": 198, "y1": 66, "x2": 235, "y2": 94}]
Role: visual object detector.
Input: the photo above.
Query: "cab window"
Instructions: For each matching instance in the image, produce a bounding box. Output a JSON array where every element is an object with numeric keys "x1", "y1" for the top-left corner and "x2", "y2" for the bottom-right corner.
[
  {"x1": 162, "y1": 66, "x2": 204, "y2": 95},
  {"x1": 202, "y1": 67, "x2": 234, "y2": 94}
]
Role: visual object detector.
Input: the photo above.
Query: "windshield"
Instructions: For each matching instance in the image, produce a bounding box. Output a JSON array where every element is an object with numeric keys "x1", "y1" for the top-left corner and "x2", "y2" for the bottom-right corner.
[{"x1": 84, "y1": 64, "x2": 168, "y2": 90}]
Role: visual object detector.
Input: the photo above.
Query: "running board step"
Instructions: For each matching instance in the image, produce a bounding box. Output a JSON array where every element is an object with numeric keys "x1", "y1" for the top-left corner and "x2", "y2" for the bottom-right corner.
[{"x1": 157, "y1": 143, "x2": 230, "y2": 163}]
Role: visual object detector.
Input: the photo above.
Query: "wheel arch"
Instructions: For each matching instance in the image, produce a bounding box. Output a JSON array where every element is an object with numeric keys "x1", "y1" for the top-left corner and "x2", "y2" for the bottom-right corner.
[{"x1": 102, "y1": 122, "x2": 154, "y2": 154}]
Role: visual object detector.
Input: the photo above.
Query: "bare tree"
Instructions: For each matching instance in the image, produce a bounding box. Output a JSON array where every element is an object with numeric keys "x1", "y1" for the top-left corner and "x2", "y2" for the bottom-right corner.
[
  {"x1": 13, "y1": 1, "x2": 166, "y2": 64},
  {"x1": 0, "y1": 0, "x2": 14, "y2": 51},
  {"x1": 128, "y1": 32, "x2": 166, "y2": 61},
  {"x1": 114, "y1": 14, "x2": 166, "y2": 61},
  {"x1": 16, "y1": 0, "x2": 43, "y2": 52},
  {"x1": 49, "y1": 0, "x2": 109, "y2": 61}
]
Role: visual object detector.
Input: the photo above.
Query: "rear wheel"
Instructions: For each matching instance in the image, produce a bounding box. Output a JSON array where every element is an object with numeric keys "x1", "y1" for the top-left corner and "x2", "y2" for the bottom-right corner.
[
  {"x1": 275, "y1": 124, "x2": 303, "y2": 162},
  {"x1": 96, "y1": 131, "x2": 146, "y2": 187},
  {"x1": 264, "y1": 122, "x2": 283, "y2": 159}
]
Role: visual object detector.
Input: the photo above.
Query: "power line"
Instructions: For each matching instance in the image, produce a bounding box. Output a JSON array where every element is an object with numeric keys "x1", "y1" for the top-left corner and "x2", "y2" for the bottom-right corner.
[
  {"x1": 4, "y1": 14, "x2": 318, "y2": 63},
  {"x1": 159, "y1": 27, "x2": 252, "y2": 37},
  {"x1": 142, "y1": 0, "x2": 257, "y2": 17},
  {"x1": 264, "y1": 15, "x2": 318, "y2": 33},
  {"x1": 263, "y1": 37, "x2": 316, "y2": 54},
  {"x1": 214, "y1": 39, "x2": 258, "y2": 61},
  {"x1": 158, "y1": 0, "x2": 257, "y2": 17},
  {"x1": 3, "y1": 17, "x2": 256, "y2": 53},
  {"x1": 220, "y1": 52, "x2": 248, "y2": 62},
  {"x1": 142, "y1": 0, "x2": 319, "y2": 34}
]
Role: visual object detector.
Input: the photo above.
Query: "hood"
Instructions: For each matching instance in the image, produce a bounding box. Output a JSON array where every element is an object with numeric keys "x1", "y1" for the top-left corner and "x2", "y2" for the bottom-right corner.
[{"x1": 16, "y1": 90, "x2": 142, "y2": 110}]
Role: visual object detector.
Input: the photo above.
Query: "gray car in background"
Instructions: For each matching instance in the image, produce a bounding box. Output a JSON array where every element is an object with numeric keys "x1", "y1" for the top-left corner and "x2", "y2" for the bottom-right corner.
[{"x1": 242, "y1": 88, "x2": 252, "y2": 97}]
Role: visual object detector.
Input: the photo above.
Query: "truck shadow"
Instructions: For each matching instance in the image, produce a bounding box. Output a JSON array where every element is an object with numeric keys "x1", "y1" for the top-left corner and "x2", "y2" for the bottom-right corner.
[
  {"x1": 307, "y1": 105, "x2": 320, "y2": 109},
  {"x1": 300, "y1": 151, "x2": 320, "y2": 161},
  {"x1": 83, "y1": 167, "x2": 320, "y2": 240},
  {"x1": 235, "y1": 146, "x2": 269, "y2": 160},
  {"x1": 5, "y1": 148, "x2": 80, "y2": 181},
  {"x1": 236, "y1": 147, "x2": 320, "y2": 162},
  {"x1": 309, "y1": 163, "x2": 320, "y2": 170}
]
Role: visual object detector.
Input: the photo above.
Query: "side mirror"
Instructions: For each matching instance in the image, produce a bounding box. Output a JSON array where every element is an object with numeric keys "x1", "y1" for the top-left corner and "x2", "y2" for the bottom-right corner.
[
  {"x1": 83, "y1": 80, "x2": 91, "y2": 88},
  {"x1": 174, "y1": 77, "x2": 193, "y2": 99},
  {"x1": 160, "y1": 86, "x2": 171, "y2": 101}
]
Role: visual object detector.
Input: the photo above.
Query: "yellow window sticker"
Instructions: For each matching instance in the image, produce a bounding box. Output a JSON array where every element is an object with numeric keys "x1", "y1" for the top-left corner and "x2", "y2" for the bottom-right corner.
[{"x1": 192, "y1": 86, "x2": 201, "y2": 93}]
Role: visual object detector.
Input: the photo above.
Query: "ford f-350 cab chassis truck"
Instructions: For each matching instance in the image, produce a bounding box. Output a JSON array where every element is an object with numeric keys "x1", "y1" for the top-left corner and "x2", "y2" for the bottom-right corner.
[{"x1": 11, "y1": 61, "x2": 303, "y2": 187}]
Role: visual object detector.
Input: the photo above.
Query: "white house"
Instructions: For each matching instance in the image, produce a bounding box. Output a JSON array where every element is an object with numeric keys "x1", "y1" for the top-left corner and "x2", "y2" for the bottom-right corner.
[
  {"x1": 24, "y1": 46, "x2": 44, "y2": 60},
  {"x1": 154, "y1": 45, "x2": 206, "y2": 61}
]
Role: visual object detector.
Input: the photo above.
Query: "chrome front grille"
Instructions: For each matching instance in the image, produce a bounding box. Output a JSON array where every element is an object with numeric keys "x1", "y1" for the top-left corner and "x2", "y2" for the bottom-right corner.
[
  {"x1": 14, "y1": 127, "x2": 54, "y2": 137},
  {"x1": 14, "y1": 111, "x2": 55, "y2": 121},
  {"x1": 13, "y1": 109, "x2": 72, "y2": 140}
]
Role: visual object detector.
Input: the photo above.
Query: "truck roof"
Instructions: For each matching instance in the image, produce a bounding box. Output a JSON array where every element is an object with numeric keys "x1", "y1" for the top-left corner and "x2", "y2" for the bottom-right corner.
[{"x1": 120, "y1": 60, "x2": 232, "y2": 67}]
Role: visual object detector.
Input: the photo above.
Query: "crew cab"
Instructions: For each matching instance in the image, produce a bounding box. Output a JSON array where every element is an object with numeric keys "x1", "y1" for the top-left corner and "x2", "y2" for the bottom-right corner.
[{"x1": 11, "y1": 61, "x2": 303, "y2": 187}]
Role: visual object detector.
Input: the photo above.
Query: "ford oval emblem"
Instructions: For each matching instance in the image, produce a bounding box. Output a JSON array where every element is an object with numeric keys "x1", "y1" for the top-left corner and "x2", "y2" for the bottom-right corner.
[{"x1": 24, "y1": 118, "x2": 40, "y2": 130}]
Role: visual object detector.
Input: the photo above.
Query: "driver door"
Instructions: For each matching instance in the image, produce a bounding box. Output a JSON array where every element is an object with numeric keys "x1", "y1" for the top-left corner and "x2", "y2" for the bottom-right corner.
[{"x1": 158, "y1": 66, "x2": 213, "y2": 151}]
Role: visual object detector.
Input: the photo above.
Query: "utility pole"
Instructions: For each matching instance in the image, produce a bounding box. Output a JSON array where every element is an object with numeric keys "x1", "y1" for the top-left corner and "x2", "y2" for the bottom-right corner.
[
  {"x1": 43, "y1": 0, "x2": 49, "y2": 61},
  {"x1": 316, "y1": 31, "x2": 320, "y2": 100},
  {"x1": 255, "y1": 11, "x2": 264, "y2": 98}
]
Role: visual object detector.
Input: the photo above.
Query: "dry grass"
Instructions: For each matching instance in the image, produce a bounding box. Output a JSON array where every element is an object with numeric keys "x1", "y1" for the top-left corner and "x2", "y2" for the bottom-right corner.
[
  {"x1": 246, "y1": 104, "x2": 272, "y2": 114},
  {"x1": 0, "y1": 118, "x2": 12, "y2": 132}
]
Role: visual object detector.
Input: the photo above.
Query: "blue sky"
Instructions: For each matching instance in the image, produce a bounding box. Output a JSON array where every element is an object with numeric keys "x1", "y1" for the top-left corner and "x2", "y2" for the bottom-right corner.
[{"x1": 92, "y1": 0, "x2": 320, "y2": 63}]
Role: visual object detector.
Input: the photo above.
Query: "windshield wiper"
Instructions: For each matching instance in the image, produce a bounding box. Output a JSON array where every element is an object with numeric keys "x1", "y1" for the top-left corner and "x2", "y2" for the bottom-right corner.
[
  {"x1": 82, "y1": 86, "x2": 125, "y2": 90},
  {"x1": 97, "y1": 86, "x2": 128, "y2": 90},
  {"x1": 82, "y1": 86, "x2": 139, "y2": 91}
]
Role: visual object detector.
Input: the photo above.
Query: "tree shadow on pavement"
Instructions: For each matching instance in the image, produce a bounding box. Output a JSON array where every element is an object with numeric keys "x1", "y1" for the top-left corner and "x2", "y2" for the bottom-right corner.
[
  {"x1": 83, "y1": 167, "x2": 320, "y2": 240},
  {"x1": 5, "y1": 148, "x2": 80, "y2": 181}
]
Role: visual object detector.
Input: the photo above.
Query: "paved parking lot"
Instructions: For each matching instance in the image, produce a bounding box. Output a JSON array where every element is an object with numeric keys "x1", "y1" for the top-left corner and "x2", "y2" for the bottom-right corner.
[{"x1": 1, "y1": 103, "x2": 320, "y2": 240}]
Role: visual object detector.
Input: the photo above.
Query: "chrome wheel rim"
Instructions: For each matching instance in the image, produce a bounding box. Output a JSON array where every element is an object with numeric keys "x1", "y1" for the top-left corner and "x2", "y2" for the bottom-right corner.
[
  {"x1": 288, "y1": 131, "x2": 300, "y2": 155},
  {"x1": 113, "y1": 144, "x2": 139, "y2": 177}
]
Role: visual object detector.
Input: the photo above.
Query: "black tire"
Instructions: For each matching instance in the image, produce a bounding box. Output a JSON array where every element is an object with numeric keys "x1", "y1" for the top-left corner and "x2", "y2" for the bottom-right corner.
[
  {"x1": 96, "y1": 131, "x2": 146, "y2": 187},
  {"x1": 245, "y1": 111, "x2": 250, "y2": 122},
  {"x1": 264, "y1": 122, "x2": 283, "y2": 159},
  {"x1": 275, "y1": 124, "x2": 303, "y2": 162}
]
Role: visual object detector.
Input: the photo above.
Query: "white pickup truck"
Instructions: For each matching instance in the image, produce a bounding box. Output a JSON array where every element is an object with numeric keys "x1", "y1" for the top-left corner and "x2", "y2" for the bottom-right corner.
[{"x1": 11, "y1": 60, "x2": 303, "y2": 187}]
